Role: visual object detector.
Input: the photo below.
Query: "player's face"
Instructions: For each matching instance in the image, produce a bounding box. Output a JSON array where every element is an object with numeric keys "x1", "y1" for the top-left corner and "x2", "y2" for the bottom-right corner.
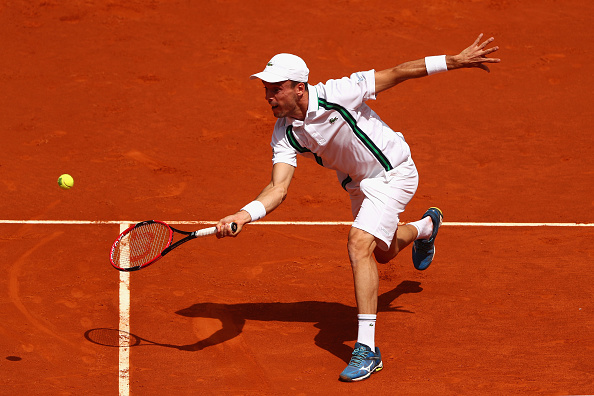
[{"x1": 263, "y1": 80, "x2": 300, "y2": 119}]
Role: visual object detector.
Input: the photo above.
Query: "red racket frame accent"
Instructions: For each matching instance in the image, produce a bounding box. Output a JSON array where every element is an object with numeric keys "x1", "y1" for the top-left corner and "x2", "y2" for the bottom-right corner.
[{"x1": 110, "y1": 220, "x2": 174, "y2": 271}]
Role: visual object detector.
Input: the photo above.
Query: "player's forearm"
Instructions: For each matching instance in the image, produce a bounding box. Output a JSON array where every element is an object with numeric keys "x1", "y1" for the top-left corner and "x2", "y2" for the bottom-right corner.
[
  {"x1": 245, "y1": 162, "x2": 294, "y2": 220},
  {"x1": 374, "y1": 59, "x2": 428, "y2": 93},
  {"x1": 254, "y1": 182, "x2": 288, "y2": 214},
  {"x1": 236, "y1": 181, "x2": 289, "y2": 223}
]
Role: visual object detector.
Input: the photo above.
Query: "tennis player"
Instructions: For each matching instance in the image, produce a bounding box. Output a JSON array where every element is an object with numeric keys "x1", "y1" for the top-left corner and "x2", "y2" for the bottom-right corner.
[{"x1": 216, "y1": 34, "x2": 500, "y2": 382}]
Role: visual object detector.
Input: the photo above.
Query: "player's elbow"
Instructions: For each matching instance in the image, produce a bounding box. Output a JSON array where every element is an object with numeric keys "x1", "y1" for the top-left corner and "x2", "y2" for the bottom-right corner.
[
  {"x1": 270, "y1": 180, "x2": 290, "y2": 201},
  {"x1": 278, "y1": 186, "x2": 289, "y2": 203}
]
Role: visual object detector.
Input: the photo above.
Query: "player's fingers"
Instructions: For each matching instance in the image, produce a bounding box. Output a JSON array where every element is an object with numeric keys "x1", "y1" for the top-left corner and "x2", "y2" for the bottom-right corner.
[
  {"x1": 479, "y1": 36, "x2": 494, "y2": 49},
  {"x1": 482, "y1": 45, "x2": 500, "y2": 56},
  {"x1": 472, "y1": 33, "x2": 483, "y2": 47},
  {"x1": 215, "y1": 222, "x2": 228, "y2": 238}
]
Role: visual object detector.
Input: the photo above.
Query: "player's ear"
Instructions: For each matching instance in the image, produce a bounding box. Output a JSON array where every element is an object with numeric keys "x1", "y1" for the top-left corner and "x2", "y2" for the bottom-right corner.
[{"x1": 295, "y1": 81, "x2": 307, "y2": 98}]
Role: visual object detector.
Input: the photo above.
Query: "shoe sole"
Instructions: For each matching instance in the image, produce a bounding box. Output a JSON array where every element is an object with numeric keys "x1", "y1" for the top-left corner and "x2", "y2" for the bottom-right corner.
[{"x1": 339, "y1": 362, "x2": 383, "y2": 382}]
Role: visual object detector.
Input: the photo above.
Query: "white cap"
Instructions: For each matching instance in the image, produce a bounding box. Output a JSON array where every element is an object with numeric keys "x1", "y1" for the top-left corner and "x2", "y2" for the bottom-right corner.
[{"x1": 250, "y1": 53, "x2": 309, "y2": 83}]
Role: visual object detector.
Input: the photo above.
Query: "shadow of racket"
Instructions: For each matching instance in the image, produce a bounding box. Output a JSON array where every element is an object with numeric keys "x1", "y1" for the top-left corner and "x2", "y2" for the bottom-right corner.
[{"x1": 84, "y1": 328, "x2": 189, "y2": 350}]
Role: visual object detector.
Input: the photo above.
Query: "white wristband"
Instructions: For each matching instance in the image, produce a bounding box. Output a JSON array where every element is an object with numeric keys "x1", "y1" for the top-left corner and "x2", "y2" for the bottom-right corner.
[
  {"x1": 425, "y1": 55, "x2": 448, "y2": 75},
  {"x1": 241, "y1": 201, "x2": 267, "y2": 222}
]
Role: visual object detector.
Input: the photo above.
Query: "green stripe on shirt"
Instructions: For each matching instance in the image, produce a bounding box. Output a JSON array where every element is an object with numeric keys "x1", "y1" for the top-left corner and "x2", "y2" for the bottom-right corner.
[
  {"x1": 286, "y1": 126, "x2": 324, "y2": 166},
  {"x1": 318, "y1": 98, "x2": 393, "y2": 172}
]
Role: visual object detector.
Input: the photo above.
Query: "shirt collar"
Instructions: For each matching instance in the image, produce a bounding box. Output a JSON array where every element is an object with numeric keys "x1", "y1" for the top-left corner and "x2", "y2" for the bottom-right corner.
[{"x1": 307, "y1": 85, "x2": 319, "y2": 116}]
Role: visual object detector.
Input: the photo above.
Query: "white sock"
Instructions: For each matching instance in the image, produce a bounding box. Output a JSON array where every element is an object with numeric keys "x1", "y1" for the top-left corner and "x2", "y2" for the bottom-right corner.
[
  {"x1": 410, "y1": 216, "x2": 433, "y2": 240},
  {"x1": 357, "y1": 314, "x2": 376, "y2": 350}
]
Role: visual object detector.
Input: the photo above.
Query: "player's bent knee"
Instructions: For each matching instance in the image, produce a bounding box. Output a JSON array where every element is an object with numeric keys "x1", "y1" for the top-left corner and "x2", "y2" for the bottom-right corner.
[{"x1": 347, "y1": 228, "x2": 376, "y2": 262}]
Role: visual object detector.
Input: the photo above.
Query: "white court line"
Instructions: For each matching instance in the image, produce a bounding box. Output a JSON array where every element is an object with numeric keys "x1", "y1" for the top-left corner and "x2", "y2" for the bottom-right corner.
[
  {"x1": 118, "y1": 223, "x2": 130, "y2": 396},
  {"x1": 442, "y1": 222, "x2": 594, "y2": 227},
  {"x1": 0, "y1": 219, "x2": 592, "y2": 226}
]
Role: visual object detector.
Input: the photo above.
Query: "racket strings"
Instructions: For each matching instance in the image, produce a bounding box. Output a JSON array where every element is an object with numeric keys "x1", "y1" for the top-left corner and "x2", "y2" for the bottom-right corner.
[{"x1": 112, "y1": 222, "x2": 171, "y2": 269}]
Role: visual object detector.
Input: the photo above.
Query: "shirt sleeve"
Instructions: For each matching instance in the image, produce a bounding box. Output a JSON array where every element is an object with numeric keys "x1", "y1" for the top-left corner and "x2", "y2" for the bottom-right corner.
[
  {"x1": 270, "y1": 121, "x2": 298, "y2": 167},
  {"x1": 321, "y1": 70, "x2": 376, "y2": 109}
]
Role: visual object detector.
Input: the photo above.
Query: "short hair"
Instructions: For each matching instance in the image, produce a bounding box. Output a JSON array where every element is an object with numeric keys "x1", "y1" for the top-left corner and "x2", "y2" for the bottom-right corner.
[{"x1": 290, "y1": 80, "x2": 309, "y2": 91}]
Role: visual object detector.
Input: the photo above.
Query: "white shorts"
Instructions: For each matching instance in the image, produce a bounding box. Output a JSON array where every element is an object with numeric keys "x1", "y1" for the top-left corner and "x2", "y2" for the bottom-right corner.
[{"x1": 349, "y1": 156, "x2": 419, "y2": 251}]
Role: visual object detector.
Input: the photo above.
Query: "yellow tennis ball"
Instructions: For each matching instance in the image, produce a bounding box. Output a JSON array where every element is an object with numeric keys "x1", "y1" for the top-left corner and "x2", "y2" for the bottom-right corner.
[{"x1": 58, "y1": 174, "x2": 74, "y2": 190}]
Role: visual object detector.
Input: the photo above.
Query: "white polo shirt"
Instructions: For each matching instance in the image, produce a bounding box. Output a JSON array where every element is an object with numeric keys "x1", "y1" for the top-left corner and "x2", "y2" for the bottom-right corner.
[{"x1": 270, "y1": 70, "x2": 411, "y2": 191}]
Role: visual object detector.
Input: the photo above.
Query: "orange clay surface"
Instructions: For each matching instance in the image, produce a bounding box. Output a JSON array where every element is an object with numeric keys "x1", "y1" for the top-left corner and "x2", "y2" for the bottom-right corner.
[{"x1": 1, "y1": 1, "x2": 593, "y2": 395}]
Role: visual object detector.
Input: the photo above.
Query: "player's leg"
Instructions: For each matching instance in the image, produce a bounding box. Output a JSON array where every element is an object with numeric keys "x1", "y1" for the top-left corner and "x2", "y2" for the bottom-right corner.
[
  {"x1": 340, "y1": 227, "x2": 383, "y2": 382},
  {"x1": 347, "y1": 227, "x2": 379, "y2": 316},
  {"x1": 374, "y1": 209, "x2": 441, "y2": 266},
  {"x1": 340, "y1": 163, "x2": 418, "y2": 382},
  {"x1": 373, "y1": 223, "x2": 418, "y2": 264}
]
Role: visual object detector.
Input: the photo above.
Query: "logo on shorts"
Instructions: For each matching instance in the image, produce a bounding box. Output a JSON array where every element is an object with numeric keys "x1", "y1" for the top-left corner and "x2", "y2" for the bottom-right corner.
[
  {"x1": 267, "y1": 62, "x2": 273, "y2": 66},
  {"x1": 329, "y1": 117, "x2": 338, "y2": 124}
]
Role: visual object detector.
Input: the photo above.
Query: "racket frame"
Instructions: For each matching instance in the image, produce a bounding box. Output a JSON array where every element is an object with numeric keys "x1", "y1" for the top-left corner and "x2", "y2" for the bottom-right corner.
[{"x1": 110, "y1": 220, "x2": 235, "y2": 272}]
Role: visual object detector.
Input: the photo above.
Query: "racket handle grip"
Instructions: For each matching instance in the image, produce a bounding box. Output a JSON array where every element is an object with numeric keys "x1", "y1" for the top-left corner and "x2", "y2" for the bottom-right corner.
[{"x1": 192, "y1": 222, "x2": 238, "y2": 238}]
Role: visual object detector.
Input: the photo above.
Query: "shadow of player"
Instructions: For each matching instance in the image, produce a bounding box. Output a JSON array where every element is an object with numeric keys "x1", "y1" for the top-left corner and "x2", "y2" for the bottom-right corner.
[{"x1": 175, "y1": 280, "x2": 422, "y2": 362}]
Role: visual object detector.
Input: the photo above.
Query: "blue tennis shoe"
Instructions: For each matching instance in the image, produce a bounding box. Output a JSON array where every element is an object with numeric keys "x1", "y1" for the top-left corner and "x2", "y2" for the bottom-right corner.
[
  {"x1": 339, "y1": 342, "x2": 383, "y2": 382},
  {"x1": 412, "y1": 207, "x2": 443, "y2": 271}
]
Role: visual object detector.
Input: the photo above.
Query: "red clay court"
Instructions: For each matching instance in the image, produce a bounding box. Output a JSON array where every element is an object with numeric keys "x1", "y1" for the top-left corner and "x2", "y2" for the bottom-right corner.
[{"x1": 1, "y1": 1, "x2": 593, "y2": 395}]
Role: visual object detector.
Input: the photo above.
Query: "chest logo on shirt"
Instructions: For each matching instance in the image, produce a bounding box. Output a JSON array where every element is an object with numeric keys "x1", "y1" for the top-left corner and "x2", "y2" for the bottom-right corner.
[{"x1": 329, "y1": 117, "x2": 338, "y2": 124}]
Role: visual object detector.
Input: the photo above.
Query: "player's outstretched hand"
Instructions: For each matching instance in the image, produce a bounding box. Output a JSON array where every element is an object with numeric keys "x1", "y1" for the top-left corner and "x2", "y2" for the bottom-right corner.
[{"x1": 452, "y1": 33, "x2": 501, "y2": 72}]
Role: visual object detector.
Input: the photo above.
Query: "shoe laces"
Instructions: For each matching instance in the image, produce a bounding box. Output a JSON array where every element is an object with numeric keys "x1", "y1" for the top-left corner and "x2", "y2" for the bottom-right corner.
[{"x1": 348, "y1": 347, "x2": 370, "y2": 367}]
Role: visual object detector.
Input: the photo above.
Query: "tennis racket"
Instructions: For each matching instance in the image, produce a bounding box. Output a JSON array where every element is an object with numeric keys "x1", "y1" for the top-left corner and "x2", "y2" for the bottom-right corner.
[{"x1": 110, "y1": 220, "x2": 237, "y2": 271}]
